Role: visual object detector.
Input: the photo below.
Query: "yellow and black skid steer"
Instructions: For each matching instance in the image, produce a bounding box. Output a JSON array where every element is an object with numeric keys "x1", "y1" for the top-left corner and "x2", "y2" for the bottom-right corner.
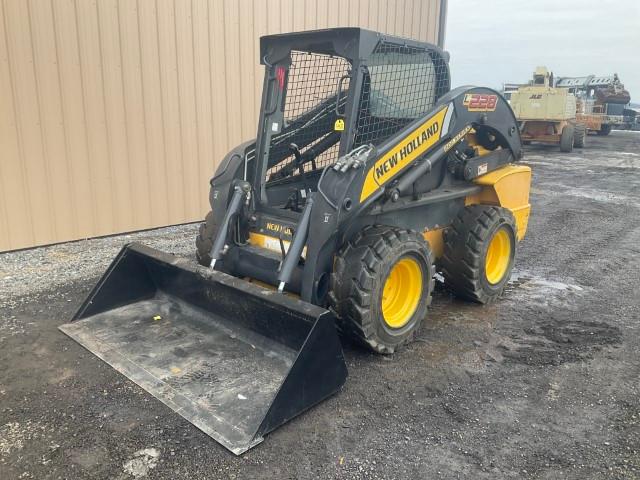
[{"x1": 60, "y1": 28, "x2": 531, "y2": 455}]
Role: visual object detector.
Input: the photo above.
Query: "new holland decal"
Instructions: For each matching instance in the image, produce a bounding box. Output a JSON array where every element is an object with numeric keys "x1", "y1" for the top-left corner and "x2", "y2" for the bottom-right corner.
[
  {"x1": 359, "y1": 106, "x2": 449, "y2": 202},
  {"x1": 443, "y1": 125, "x2": 472, "y2": 152},
  {"x1": 463, "y1": 93, "x2": 498, "y2": 112},
  {"x1": 265, "y1": 222, "x2": 293, "y2": 236}
]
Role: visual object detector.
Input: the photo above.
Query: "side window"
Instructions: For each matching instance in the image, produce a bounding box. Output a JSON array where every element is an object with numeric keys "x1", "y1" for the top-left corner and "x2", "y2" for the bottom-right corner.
[
  {"x1": 354, "y1": 47, "x2": 446, "y2": 148},
  {"x1": 367, "y1": 61, "x2": 437, "y2": 119}
]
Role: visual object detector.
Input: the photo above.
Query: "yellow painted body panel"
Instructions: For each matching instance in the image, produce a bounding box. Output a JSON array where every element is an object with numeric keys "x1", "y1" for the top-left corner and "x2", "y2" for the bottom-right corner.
[
  {"x1": 466, "y1": 165, "x2": 532, "y2": 240},
  {"x1": 423, "y1": 228, "x2": 444, "y2": 259},
  {"x1": 244, "y1": 277, "x2": 301, "y2": 299},
  {"x1": 510, "y1": 86, "x2": 576, "y2": 122},
  {"x1": 464, "y1": 131, "x2": 494, "y2": 156},
  {"x1": 248, "y1": 232, "x2": 307, "y2": 258}
]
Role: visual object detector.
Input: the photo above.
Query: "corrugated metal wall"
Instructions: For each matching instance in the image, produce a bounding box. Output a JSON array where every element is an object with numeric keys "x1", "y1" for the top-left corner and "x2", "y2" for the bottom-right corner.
[{"x1": 0, "y1": 0, "x2": 443, "y2": 251}]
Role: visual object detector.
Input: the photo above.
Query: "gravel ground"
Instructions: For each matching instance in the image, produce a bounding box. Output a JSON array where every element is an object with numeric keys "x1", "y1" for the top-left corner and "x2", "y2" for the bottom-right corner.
[
  {"x1": 0, "y1": 225, "x2": 198, "y2": 307},
  {"x1": 0, "y1": 131, "x2": 639, "y2": 479}
]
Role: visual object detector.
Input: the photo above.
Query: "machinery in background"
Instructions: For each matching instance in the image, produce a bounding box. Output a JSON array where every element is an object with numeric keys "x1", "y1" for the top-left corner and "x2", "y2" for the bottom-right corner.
[
  {"x1": 556, "y1": 73, "x2": 631, "y2": 136},
  {"x1": 618, "y1": 106, "x2": 640, "y2": 131},
  {"x1": 501, "y1": 83, "x2": 525, "y2": 104},
  {"x1": 510, "y1": 67, "x2": 586, "y2": 152}
]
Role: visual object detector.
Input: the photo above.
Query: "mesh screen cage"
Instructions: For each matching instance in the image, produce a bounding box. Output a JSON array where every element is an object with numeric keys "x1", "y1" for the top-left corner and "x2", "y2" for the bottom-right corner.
[
  {"x1": 353, "y1": 42, "x2": 450, "y2": 148},
  {"x1": 258, "y1": 29, "x2": 450, "y2": 190},
  {"x1": 267, "y1": 51, "x2": 351, "y2": 180}
]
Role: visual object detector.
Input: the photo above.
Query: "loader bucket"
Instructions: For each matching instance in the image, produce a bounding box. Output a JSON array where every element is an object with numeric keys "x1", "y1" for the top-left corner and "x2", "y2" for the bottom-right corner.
[{"x1": 59, "y1": 243, "x2": 347, "y2": 455}]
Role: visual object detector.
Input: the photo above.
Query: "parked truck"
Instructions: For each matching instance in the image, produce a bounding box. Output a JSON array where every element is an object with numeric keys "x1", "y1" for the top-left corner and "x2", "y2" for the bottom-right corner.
[{"x1": 556, "y1": 73, "x2": 631, "y2": 135}]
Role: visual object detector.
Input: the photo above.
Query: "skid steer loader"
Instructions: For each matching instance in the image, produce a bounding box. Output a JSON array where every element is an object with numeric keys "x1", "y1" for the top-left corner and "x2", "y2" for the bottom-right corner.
[{"x1": 60, "y1": 28, "x2": 531, "y2": 455}]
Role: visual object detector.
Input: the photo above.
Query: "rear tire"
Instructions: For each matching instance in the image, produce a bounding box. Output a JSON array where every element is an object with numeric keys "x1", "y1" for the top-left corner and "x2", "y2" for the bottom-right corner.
[
  {"x1": 441, "y1": 206, "x2": 517, "y2": 304},
  {"x1": 329, "y1": 226, "x2": 435, "y2": 354},
  {"x1": 195, "y1": 211, "x2": 218, "y2": 266},
  {"x1": 573, "y1": 123, "x2": 586, "y2": 148},
  {"x1": 560, "y1": 124, "x2": 574, "y2": 152},
  {"x1": 597, "y1": 124, "x2": 612, "y2": 136}
]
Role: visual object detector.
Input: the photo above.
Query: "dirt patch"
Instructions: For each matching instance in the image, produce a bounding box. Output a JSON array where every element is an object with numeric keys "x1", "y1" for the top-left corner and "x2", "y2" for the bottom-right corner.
[
  {"x1": 501, "y1": 316, "x2": 622, "y2": 366},
  {"x1": 122, "y1": 448, "x2": 161, "y2": 478}
]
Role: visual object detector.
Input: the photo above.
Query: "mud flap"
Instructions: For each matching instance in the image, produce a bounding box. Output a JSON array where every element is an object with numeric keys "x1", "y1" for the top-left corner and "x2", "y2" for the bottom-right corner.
[{"x1": 59, "y1": 243, "x2": 347, "y2": 455}]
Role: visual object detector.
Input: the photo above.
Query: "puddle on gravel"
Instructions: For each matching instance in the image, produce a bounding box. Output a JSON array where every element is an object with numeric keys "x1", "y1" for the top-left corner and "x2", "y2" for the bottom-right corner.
[
  {"x1": 531, "y1": 184, "x2": 635, "y2": 205},
  {"x1": 504, "y1": 271, "x2": 585, "y2": 308},
  {"x1": 526, "y1": 149, "x2": 640, "y2": 170},
  {"x1": 433, "y1": 272, "x2": 583, "y2": 310},
  {"x1": 405, "y1": 272, "x2": 600, "y2": 370},
  {"x1": 500, "y1": 317, "x2": 622, "y2": 367},
  {"x1": 498, "y1": 271, "x2": 621, "y2": 366},
  {"x1": 508, "y1": 272, "x2": 583, "y2": 292}
]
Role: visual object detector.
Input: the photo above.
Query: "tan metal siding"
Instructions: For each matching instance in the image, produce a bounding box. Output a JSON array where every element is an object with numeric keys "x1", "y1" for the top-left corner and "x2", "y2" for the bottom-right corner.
[{"x1": 0, "y1": 0, "x2": 443, "y2": 251}]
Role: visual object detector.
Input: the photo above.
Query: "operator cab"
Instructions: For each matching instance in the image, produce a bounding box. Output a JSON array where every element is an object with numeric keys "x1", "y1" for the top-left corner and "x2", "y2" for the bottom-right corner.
[{"x1": 255, "y1": 29, "x2": 450, "y2": 214}]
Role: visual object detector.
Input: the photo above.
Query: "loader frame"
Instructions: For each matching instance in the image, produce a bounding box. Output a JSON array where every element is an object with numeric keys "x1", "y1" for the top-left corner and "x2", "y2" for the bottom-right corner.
[{"x1": 208, "y1": 28, "x2": 525, "y2": 306}]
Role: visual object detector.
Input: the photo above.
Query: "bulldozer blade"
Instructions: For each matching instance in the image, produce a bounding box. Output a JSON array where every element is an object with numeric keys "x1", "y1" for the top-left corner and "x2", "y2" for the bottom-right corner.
[{"x1": 59, "y1": 243, "x2": 347, "y2": 455}]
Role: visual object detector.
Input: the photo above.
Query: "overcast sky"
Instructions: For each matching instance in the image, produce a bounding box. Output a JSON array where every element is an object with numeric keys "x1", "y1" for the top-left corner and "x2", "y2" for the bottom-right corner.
[{"x1": 445, "y1": 0, "x2": 640, "y2": 102}]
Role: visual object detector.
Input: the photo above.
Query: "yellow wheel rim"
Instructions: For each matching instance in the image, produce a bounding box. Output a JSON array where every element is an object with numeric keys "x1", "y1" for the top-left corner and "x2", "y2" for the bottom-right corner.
[
  {"x1": 381, "y1": 257, "x2": 423, "y2": 329},
  {"x1": 485, "y1": 228, "x2": 512, "y2": 285}
]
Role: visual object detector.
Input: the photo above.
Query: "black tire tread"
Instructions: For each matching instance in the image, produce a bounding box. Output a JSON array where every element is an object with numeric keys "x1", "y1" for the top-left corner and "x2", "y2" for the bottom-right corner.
[
  {"x1": 560, "y1": 124, "x2": 574, "y2": 152},
  {"x1": 441, "y1": 206, "x2": 516, "y2": 304},
  {"x1": 328, "y1": 226, "x2": 434, "y2": 354},
  {"x1": 195, "y1": 211, "x2": 218, "y2": 266},
  {"x1": 573, "y1": 123, "x2": 586, "y2": 148}
]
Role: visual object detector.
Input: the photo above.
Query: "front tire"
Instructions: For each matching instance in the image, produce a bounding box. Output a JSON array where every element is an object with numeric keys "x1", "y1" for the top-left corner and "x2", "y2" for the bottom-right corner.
[
  {"x1": 329, "y1": 226, "x2": 435, "y2": 354},
  {"x1": 441, "y1": 206, "x2": 517, "y2": 304},
  {"x1": 195, "y1": 211, "x2": 218, "y2": 266}
]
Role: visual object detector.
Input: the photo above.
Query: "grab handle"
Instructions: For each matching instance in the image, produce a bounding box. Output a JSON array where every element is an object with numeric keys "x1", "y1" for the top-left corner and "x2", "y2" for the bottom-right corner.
[{"x1": 334, "y1": 74, "x2": 350, "y2": 117}]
